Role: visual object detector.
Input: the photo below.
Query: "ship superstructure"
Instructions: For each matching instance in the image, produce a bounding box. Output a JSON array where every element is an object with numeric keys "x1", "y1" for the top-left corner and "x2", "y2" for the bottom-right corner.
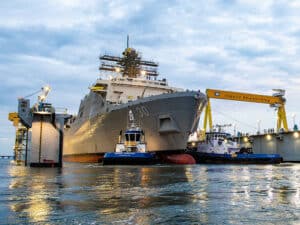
[
  {"x1": 63, "y1": 39, "x2": 207, "y2": 162},
  {"x1": 90, "y1": 43, "x2": 181, "y2": 105}
]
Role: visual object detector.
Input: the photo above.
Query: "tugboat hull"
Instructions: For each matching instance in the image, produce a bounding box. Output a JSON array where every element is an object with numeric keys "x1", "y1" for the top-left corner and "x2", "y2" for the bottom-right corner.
[
  {"x1": 187, "y1": 151, "x2": 282, "y2": 164},
  {"x1": 103, "y1": 152, "x2": 157, "y2": 165}
]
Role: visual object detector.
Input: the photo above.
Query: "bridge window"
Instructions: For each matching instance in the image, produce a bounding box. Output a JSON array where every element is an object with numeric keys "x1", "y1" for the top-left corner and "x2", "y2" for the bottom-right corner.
[
  {"x1": 130, "y1": 134, "x2": 135, "y2": 141},
  {"x1": 136, "y1": 133, "x2": 140, "y2": 142},
  {"x1": 125, "y1": 133, "x2": 141, "y2": 141}
]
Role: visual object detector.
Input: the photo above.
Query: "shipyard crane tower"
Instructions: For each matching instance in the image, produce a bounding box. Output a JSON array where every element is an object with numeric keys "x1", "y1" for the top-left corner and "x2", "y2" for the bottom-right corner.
[
  {"x1": 203, "y1": 89, "x2": 288, "y2": 133},
  {"x1": 8, "y1": 112, "x2": 28, "y2": 165},
  {"x1": 8, "y1": 85, "x2": 51, "y2": 165}
]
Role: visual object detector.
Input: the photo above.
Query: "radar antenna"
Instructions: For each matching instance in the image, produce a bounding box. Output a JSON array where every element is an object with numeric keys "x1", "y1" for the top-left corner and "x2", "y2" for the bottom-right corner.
[
  {"x1": 214, "y1": 124, "x2": 232, "y2": 132},
  {"x1": 99, "y1": 37, "x2": 159, "y2": 78}
]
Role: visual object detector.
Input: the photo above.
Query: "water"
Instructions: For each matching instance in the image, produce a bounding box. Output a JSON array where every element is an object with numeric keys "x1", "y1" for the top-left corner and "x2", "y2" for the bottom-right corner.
[{"x1": 0, "y1": 159, "x2": 299, "y2": 225}]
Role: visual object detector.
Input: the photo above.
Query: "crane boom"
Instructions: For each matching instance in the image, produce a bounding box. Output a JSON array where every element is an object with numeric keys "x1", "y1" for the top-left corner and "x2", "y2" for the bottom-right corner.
[
  {"x1": 206, "y1": 89, "x2": 285, "y2": 105},
  {"x1": 203, "y1": 89, "x2": 288, "y2": 133}
]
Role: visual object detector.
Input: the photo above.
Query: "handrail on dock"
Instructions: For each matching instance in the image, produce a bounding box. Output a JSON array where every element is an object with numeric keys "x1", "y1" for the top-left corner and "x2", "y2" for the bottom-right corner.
[{"x1": 0, "y1": 156, "x2": 14, "y2": 159}]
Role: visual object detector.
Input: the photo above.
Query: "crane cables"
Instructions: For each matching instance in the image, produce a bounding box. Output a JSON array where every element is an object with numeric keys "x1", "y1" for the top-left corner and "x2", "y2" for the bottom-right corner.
[
  {"x1": 212, "y1": 108, "x2": 258, "y2": 131},
  {"x1": 23, "y1": 88, "x2": 42, "y2": 99}
]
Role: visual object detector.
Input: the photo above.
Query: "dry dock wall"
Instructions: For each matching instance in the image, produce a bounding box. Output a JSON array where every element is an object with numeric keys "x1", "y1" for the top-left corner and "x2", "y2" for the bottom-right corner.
[
  {"x1": 250, "y1": 132, "x2": 300, "y2": 162},
  {"x1": 30, "y1": 114, "x2": 60, "y2": 165}
]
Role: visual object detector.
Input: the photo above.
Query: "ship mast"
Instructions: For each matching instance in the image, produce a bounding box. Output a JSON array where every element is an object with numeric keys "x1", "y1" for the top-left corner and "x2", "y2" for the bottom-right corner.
[
  {"x1": 99, "y1": 37, "x2": 159, "y2": 78},
  {"x1": 127, "y1": 34, "x2": 129, "y2": 49},
  {"x1": 128, "y1": 110, "x2": 136, "y2": 128}
]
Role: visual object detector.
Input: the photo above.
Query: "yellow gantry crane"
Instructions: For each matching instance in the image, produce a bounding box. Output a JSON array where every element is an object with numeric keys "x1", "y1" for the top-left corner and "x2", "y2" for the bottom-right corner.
[{"x1": 203, "y1": 89, "x2": 288, "y2": 133}]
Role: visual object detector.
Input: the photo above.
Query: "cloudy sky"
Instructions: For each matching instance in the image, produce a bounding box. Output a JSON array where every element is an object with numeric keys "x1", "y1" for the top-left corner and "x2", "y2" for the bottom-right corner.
[{"x1": 1, "y1": 0, "x2": 300, "y2": 154}]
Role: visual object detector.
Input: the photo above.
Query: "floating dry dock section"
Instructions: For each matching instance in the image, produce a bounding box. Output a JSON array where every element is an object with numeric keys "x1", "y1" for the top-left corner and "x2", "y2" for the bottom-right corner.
[
  {"x1": 8, "y1": 86, "x2": 70, "y2": 167},
  {"x1": 238, "y1": 131, "x2": 300, "y2": 162}
]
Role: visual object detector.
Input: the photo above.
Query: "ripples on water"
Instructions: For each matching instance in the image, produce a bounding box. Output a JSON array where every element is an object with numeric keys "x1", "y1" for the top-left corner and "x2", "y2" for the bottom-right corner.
[{"x1": 0, "y1": 159, "x2": 299, "y2": 224}]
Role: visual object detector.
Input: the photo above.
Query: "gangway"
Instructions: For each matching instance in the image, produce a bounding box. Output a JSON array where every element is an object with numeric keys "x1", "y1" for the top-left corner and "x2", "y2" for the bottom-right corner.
[{"x1": 203, "y1": 89, "x2": 288, "y2": 133}]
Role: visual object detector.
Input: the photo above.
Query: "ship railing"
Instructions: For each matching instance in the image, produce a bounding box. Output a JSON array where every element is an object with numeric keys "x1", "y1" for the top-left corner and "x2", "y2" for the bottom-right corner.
[{"x1": 55, "y1": 107, "x2": 68, "y2": 114}]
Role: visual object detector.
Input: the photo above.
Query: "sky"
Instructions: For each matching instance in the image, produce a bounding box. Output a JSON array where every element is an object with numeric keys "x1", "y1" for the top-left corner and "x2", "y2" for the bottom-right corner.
[{"x1": 1, "y1": 0, "x2": 300, "y2": 155}]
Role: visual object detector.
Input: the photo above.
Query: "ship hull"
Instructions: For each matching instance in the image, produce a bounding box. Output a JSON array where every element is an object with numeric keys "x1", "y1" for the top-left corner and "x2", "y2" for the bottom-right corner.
[{"x1": 63, "y1": 91, "x2": 206, "y2": 162}]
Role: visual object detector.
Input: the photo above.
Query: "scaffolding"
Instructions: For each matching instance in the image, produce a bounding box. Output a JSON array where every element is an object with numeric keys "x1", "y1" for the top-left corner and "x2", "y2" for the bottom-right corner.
[{"x1": 8, "y1": 112, "x2": 29, "y2": 165}]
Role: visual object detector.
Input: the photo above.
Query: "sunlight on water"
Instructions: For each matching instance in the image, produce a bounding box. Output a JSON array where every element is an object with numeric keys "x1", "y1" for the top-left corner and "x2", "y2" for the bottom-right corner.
[{"x1": 0, "y1": 160, "x2": 299, "y2": 224}]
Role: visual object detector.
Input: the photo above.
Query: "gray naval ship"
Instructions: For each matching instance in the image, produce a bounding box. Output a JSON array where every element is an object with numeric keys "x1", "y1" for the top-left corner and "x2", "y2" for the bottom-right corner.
[{"x1": 63, "y1": 42, "x2": 207, "y2": 162}]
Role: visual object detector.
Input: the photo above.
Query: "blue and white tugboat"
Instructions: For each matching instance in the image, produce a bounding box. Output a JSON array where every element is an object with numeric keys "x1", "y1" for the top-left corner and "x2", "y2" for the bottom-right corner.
[
  {"x1": 187, "y1": 126, "x2": 282, "y2": 164},
  {"x1": 103, "y1": 110, "x2": 157, "y2": 165}
]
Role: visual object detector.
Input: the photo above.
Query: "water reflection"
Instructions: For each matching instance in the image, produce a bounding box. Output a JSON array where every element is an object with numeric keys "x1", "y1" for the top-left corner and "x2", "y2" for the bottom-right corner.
[
  {"x1": 2, "y1": 161, "x2": 300, "y2": 224},
  {"x1": 8, "y1": 166, "x2": 64, "y2": 224}
]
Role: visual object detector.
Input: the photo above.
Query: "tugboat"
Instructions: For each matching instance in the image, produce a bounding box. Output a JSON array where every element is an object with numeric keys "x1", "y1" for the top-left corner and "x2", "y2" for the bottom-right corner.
[
  {"x1": 187, "y1": 125, "x2": 282, "y2": 164},
  {"x1": 103, "y1": 110, "x2": 157, "y2": 165}
]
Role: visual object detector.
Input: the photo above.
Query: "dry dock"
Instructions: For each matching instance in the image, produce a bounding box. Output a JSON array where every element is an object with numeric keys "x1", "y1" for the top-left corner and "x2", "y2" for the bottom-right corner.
[{"x1": 239, "y1": 131, "x2": 300, "y2": 162}]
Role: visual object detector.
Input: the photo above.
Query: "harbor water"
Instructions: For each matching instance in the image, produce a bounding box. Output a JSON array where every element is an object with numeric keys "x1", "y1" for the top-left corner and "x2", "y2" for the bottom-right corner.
[{"x1": 0, "y1": 159, "x2": 299, "y2": 224}]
